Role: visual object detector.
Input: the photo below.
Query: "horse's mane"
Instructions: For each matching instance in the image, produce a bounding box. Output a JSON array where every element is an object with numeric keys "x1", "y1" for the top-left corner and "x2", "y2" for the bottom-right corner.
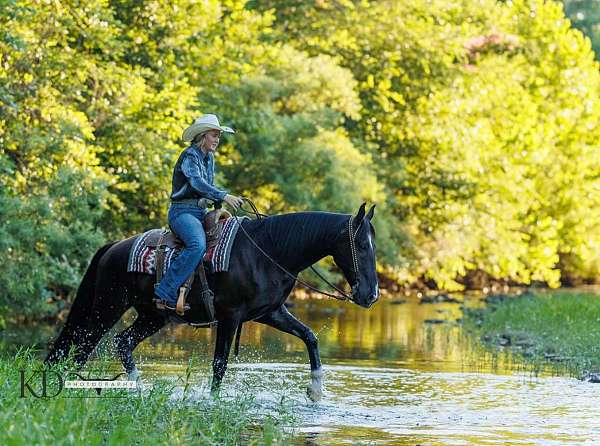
[{"x1": 244, "y1": 211, "x2": 347, "y2": 261}]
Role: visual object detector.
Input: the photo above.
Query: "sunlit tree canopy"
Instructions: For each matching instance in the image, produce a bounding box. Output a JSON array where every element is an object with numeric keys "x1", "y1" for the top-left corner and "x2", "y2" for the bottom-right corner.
[{"x1": 1, "y1": 0, "x2": 599, "y2": 319}]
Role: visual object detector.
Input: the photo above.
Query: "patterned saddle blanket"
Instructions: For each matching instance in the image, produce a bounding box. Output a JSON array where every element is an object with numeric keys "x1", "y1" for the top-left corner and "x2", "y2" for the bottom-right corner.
[{"x1": 127, "y1": 216, "x2": 247, "y2": 276}]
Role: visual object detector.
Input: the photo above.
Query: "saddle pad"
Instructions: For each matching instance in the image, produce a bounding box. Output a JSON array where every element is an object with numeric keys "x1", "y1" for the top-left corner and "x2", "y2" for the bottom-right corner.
[{"x1": 127, "y1": 216, "x2": 248, "y2": 276}]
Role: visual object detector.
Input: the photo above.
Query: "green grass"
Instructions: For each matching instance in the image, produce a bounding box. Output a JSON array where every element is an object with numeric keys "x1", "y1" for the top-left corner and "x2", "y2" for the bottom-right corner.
[
  {"x1": 0, "y1": 349, "x2": 296, "y2": 445},
  {"x1": 464, "y1": 291, "x2": 600, "y2": 377}
]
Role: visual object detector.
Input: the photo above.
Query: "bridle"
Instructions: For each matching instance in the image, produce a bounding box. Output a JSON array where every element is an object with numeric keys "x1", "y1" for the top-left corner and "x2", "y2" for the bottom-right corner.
[
  {"x1": 347, "y1": 215, "x2": 361, "y2": 297},
  {"x1": 232, "y1": 198, "x2": 361, "y2": 302}
]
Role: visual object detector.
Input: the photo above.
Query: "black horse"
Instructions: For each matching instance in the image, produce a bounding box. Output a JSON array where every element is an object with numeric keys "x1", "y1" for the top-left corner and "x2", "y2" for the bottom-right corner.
[{"x1": 46, "y1": 203, "x2": 379, "y2": 400}]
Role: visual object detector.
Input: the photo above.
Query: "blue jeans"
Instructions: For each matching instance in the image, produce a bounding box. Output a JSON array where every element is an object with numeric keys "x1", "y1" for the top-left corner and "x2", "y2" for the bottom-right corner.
[{"x1": 154, "y1": 204, "x2": 207, "y2": 305}]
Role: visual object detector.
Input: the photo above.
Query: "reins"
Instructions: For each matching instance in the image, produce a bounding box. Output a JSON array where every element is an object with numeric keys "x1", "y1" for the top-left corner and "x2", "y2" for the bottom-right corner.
[{"x1": 231, "y1": 198, "x2": 356, "y2": 302}]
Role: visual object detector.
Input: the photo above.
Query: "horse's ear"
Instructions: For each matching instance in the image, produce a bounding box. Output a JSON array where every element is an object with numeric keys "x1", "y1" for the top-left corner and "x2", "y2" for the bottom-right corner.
[
  {"x1": 352, "y1": 202, "x2": 367, "y2": 227},
  {"x1": 366, "y1": 204, "x2": 375, "y2": 221}
]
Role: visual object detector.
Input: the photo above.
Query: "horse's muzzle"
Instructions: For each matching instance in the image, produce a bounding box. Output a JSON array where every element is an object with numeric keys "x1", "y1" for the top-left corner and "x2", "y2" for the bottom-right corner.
[
  {"x1": 366, "y1": 291, "x2": 379, "y2": 308},
  {"x1": 351, "y1": 281, "x2": 379, "y2": 308},
  {"x1": 364, "y1": 284, "x2": 380, "y2": 308}
]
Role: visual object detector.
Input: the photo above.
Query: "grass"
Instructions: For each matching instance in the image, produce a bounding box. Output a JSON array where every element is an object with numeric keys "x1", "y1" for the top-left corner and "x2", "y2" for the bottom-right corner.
[
  {"x1": 0, "y1": 349, "x2": 296, "y2": 445},
  {"x1": 463, "y1": 291, "x2": 600, "y2": 377}
]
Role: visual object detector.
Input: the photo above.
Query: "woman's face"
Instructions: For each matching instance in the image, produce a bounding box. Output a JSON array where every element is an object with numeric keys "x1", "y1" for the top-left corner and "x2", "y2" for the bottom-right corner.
[{"x1": 202, "y1": 130, "x2": 221, "y2": 153}]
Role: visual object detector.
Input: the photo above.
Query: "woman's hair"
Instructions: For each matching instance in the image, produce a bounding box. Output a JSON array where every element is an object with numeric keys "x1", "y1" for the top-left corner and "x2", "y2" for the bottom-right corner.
[
  {"x1": 191, "y1": 132, "x2": 206, "y2": 148},
  {"x1": 192, "y1": 132, "x2": 206, "y2": 147}
]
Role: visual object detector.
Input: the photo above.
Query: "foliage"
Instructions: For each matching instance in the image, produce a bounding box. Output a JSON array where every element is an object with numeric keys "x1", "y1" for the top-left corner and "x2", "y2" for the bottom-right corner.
[
  {"x1": 0, "y1": 164, "x2": 107, "y2": 324},
  {"x1": 249, "y1": 0, "x2": 600, "y2": 290},
  {"x1": 562, "y1": 0, "x2": 600, "y2": 59},
  {"x1": 1, "y1": 0, "x2": 600, "y2": 321},
  {"x1": 463, "y1": 291, "x2": 600, "y2": 377},
  {"x1": 0, "y1": 349, "x2": 295, "y2": 445}
]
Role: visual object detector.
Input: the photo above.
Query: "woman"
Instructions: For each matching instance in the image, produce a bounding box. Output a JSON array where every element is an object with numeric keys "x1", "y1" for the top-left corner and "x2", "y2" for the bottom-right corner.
[{"x1": 154, "y1": 114, "x2": 244, "y2": 312}]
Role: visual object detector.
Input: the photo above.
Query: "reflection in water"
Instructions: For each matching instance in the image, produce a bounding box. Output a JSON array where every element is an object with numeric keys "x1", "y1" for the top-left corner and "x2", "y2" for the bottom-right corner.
[
  {"x1": 130, "y1": 295, "x2": 507, "y2": 374},
  {"x1": 4, "y1": 294, "x2": 600, "y2": 445},
  {"x1": 132, "y1": 297, "x2": 473, "y2": 369}
]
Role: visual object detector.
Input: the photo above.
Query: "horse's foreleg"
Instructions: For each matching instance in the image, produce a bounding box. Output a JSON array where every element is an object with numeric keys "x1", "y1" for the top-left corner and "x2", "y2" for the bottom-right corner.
[
  {"x1": 256, "y1": 305, "x2": 323, "y2": 401},
  {"x1": 211, "y1": 315, "x2": 240, "y2": 395},
  {"x1": 114, "y1": 307, "x2": 166, "y2": 381}
]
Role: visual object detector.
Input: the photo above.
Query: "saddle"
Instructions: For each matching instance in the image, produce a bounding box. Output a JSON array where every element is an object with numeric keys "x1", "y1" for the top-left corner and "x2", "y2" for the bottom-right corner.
[{"x1": 148, "y1": 208, "x2": 232, "y2": 320}]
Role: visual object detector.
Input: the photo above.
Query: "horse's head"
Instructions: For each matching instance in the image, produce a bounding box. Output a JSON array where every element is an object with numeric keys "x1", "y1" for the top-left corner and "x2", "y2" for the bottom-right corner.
[{"x1": 333, "y1": 203, "x2": 379, "y2": 308}]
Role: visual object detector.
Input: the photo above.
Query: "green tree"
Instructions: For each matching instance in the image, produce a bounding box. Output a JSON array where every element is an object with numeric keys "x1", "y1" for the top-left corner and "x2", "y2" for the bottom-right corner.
[
  {"x1": 563, "y1": 0, "x2": 600, "y2": 58},
  {"x1": 249, "y1": 0, "x2": 600, "y2": 289}
]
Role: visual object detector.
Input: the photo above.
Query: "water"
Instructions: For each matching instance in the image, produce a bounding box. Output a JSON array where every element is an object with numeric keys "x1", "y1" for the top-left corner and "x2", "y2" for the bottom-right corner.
[{"x1": 5, "y1": 294, "x2": 600, "y2": 444}]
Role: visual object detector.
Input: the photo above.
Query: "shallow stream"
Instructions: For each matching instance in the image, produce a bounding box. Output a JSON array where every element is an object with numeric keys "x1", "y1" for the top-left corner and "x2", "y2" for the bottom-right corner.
[{"x1": 5, "y1": 294, "x2": 600, "y2": 445}]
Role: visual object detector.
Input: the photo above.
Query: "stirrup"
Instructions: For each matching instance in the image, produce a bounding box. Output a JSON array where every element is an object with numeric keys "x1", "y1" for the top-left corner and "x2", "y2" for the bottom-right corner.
[
  {"x1": 153, "y1": 298, "x2": 190, "y2": 313},
  {"x1": 176, "y1": 287, "x2": 188, "y2": 316}
]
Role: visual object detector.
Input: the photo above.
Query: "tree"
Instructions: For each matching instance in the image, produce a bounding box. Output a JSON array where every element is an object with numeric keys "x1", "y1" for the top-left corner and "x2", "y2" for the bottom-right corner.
[{"x1": 249, "y1": 0, "x2": 600, "y2": 288}]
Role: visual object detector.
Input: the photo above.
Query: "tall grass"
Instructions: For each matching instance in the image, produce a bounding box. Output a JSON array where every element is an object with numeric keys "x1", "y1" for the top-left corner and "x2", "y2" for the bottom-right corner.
[
  {"x1": 464, "y1": 291, "x2": 600, "y2": 377},
  {"x1": 1, "y1": 349, "x2": 296, "y2": 445}
]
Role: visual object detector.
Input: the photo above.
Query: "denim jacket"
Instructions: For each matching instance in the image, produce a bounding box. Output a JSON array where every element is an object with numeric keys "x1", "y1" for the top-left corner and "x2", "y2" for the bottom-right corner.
[{"x1": 170, "y1": 146, "x2": 228, "y2": 202}]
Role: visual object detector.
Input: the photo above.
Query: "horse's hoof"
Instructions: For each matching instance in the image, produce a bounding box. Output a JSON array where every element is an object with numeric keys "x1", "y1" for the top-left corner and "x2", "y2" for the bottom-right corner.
[
  {"x1": 128, "y1": 369, "x2": 144, "y2": 391},
  {"x1": 135, "y1": 377, "x2": 145, "y2": 391},
  {"x1": 210, "y1": 383, "x2": 221, "y2": 399},
  {"x1": 306, "y1": 384, "x2": 322, "y2": 402}
]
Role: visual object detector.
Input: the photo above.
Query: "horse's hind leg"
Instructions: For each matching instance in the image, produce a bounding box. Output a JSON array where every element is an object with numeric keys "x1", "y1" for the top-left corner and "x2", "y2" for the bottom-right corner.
[
  {"x1": 74, "y1": 287, "x2": 133, "y2": 367},
  {"x1": 256, "y1": 305, "x2": 323, "y2": 401},
  {"x1": 46, "y1": 319, "x2": 88, "y2": 365},
  {"x1": 211, "y1": 315, "x2": 241, "y2": 394},
  {"x1": 114, "y1": 306, "x2": 166, "y2": 380}
]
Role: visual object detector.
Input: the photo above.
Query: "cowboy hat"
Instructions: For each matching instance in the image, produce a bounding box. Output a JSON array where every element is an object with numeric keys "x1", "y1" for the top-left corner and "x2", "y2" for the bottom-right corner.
[{"x1": 181, "y1": 114, "x2": 235, "y2": 142}]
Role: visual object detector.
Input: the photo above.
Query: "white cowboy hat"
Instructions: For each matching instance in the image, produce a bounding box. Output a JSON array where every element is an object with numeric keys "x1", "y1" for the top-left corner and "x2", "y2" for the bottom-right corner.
[{"x1": 181, "y1": 114, "x2": 235, "y2": 142}]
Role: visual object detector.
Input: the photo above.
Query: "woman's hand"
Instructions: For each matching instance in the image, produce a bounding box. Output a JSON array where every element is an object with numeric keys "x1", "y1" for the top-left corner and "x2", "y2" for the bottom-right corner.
[{"x1": 224, "y1": 194, "x2": 244, "y2": 210}]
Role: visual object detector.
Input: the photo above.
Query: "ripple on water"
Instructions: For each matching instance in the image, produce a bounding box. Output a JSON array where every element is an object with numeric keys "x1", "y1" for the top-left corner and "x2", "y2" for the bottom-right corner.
[
  {"x1": 219, "y1": 362, "x2": 600, "y2": 446},
  {"x1": 10, "y1": 295, "x2": 600, "y2": 445}
]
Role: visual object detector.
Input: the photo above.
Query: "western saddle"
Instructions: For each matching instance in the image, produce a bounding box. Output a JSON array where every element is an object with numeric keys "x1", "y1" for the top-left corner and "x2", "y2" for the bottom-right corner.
[{"x1": 149, "y1": 208, "x2": 232, "y2": 318}]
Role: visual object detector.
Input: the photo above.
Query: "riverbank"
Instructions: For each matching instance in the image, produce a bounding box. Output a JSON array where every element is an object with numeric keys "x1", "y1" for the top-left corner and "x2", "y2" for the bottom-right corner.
[
  {"x1": 463, "y1": 291, "x2": 600, "y2": 378},
  {"x1": 3, "y1": 296, "x2": 600, "y2": 444},
  {"x1": 1, "y1": 350, "x2": 295, "y2": 445}
]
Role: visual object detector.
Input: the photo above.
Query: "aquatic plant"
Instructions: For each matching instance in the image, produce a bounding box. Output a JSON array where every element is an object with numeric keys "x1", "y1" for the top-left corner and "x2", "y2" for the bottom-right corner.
[
  {"x1": 464, "y1": 291, "x2": 600, "y2": 377},
  {"x1": 1, "y1": 349, "x2": 296, "y2": 445}
]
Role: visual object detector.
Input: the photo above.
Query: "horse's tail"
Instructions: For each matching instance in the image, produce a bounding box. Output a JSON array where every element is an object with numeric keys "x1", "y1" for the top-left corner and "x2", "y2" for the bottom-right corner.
[{"x1": 45, "y1": 241, "x2": 117, "y2": 365}]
